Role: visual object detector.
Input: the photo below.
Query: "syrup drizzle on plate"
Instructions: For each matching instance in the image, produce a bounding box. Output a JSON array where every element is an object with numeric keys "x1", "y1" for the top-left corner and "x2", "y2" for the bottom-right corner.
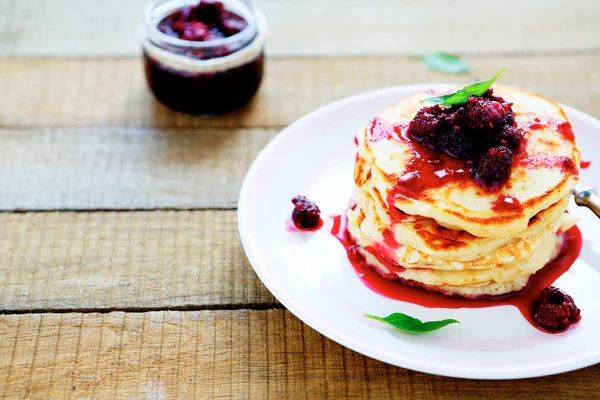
[{"x1": 331, "y1": 215, "x2": 582, "y2": 333}]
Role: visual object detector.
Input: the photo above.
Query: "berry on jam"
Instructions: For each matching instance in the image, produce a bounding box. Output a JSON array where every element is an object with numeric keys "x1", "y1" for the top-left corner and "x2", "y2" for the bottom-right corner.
[
  {"x1": 432, "y1": 126, "x2": 474, "y2": 159},
  {"x1": 221, "y1": 17, "x2": 248, "y2": 36},
  {"x1": 533, "y1": 286, "x2": 581, "y2": 332},
  {"x1": 182, "y1": 21, "x2": 210, "y2": 41},
  {"x1": 291, "y1": 196, "x2": 322, "y2": 229},
  {"x1": 194, "y1": 0, "x2": 225, "y2": 21},
  {"x1": 407, "y1": 88, "x2": 523, "y2": 184},
  {"x1": 157, "y1": 0, "x2": 247, "y2": 42},
  {"x1": 466, "y1": 96, "x2": 508, "y2": 131},
  {"x1": 487, "y1": 125, "x2": 523, "y2": 150},
  {"x1": 407, "y1": 105, "x2": 443, "y2": 140}
]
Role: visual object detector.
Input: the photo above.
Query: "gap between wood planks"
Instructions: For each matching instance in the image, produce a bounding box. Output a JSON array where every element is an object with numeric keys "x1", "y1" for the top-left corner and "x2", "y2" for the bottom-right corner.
[
  {"x1": 0, "y1": 303, "x2": 286, "y2": 315},
  {"x1": 1, "y1": 48, "x2": 600, "y2": 60},
  {"x1": 0, "y1": 207, "x2": 238, "y2": 213}
]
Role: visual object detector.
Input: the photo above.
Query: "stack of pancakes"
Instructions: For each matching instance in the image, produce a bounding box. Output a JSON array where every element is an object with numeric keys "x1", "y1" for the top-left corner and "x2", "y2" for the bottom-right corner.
[{"x1": 347, "y1": 85, "x2": 580, "y2": 297}]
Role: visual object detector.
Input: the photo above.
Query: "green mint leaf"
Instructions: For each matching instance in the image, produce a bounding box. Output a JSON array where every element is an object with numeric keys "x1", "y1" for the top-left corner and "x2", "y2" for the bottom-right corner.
[
  {"x1": 422, "y1": 66, "x2": 507, "y2": 106},
  {"x1": 421, "y1": 52, "x2": 470, "y2": 74},
  {"x1": 365, "y1": 313, "x2": 459, "y2": 334}
]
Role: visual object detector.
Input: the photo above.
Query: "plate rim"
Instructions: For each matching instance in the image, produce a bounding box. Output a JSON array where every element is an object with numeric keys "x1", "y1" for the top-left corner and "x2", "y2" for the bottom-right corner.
[{"x1": 238, "y1": 84, "x2": 600, "y2": 379}]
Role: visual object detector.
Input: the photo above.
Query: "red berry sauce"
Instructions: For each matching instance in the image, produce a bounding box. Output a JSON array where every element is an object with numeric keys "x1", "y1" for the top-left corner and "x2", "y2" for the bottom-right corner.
[
  {"x1": 580, "y1": 159, "x2": 591, "y2": 169},
  {"x1": 144, "y1": 0, "x2": 264, "y2": 115},
  {"x1": 368, "y1": 118, "x2": 474, "y2": 201},
  {"x1": 523, "y1": 117, "x2": 576, "y2": 143},
  {"x1": 331, "y1": 214, "x2": 583, "y2": 333},
  {"x1": 491, "y1": 194, "x2": 524, "y2": 213}
]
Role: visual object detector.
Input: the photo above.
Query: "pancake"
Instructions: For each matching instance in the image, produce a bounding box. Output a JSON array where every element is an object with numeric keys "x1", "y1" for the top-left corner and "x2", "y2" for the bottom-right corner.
[
  {"x1": 356, "y1": 84, "x2": 580, "y2": 238},
  {"x1": 354, "y1": 163, "x2": 571, "y2": 263},
  {"x1": 345, "y1": 84, "x2": 580, "y2": 297},
  {"x1": 351, "y1": 187, "x2": 572, "y2": 269},
  {"x1": 348, "y1": 204, "x2": 576, "y2": 297}
]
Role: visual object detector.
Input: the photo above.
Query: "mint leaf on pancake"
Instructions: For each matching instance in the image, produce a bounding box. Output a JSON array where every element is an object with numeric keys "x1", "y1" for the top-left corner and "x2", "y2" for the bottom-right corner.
[{"x1": 423, "y1": 66, "x2": 507, "y2": 106}]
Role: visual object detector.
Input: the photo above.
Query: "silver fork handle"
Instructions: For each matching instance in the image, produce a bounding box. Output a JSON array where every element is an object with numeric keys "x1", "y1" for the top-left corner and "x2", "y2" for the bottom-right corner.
[{"x1": 574, "y1": 186, "x2": 600, "y2": 219}]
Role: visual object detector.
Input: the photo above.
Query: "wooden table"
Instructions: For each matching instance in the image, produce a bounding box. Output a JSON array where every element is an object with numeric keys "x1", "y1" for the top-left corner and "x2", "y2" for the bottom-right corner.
[{"x1": 1, "y1": 0, "x2": 599, "y2": 398}]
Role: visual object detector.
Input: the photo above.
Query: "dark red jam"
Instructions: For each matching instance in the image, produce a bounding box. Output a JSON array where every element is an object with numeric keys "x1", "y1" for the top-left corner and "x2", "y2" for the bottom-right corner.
[
  {"x1": 144, "y1": 52, "x2": 263, "y2": 115},
  {"x1": 158, "y1": 1, "x2": 247, "y2": 41},
  {"x1": 331, "y1": 214, "x2": 583, "y2": 333},
  {"x1": 291, "y1": 195, "x2": 323, "y2": 231},
  {"x1": 144, "y1": 0, "x2": 264, "y2": 115}
]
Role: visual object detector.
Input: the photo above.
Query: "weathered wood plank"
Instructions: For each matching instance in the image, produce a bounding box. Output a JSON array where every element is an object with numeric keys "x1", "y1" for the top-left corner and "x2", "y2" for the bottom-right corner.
[
  {"x1": 0, "y1": 0, "x2": 598, "y2": 57},
  {"x1": 1, "y1": 56, "x2": 599, "y2": 129},
  {"x1": 0, "y1": 127, "x2": 275, "y2": 210},
  {"x1": 0, "y1": 211, "x2": 276, "y2": 311},
  {"x1": 0, "y1": 56, "x2": 597, "y2": 210},
  {"x1": 1, "y1": 310, "x2": 599, "y2": 399}
]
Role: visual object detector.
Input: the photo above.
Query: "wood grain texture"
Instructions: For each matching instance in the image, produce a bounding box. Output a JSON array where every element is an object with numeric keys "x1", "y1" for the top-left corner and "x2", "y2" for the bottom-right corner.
[
  {"x1": 1, "y1": 56, "x2": 599, "y2": 129},
  {"x1": 0, "y1": 127, "x2": 275, "y2": 210},
  {"x1": 0, "y1": 0, "x2": 598, "y2": 57},
  {"x1": 0, "y1": 56, "x2": 597, "y2": 211},
  {"x1": 0, "y1": 211, "x2": 276, "y2": 311},
  {"x1": 1, "y1": 310, "x2": 599, "y2": 399}
]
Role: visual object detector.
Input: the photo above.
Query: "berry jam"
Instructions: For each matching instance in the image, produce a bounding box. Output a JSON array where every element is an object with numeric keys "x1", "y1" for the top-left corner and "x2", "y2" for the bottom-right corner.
[
  {"x1": 406, "y1": 89, "x2": 523, "y2": 184},
  {"x1": 143, "y1": 0, "x2": 265, "y2": 115},
  {"x1": 157, "y1": 1, "x2": 248, "y2": 41},
  {"x1": 143, "y1": 52, "x2": 264, "y2": 115}
]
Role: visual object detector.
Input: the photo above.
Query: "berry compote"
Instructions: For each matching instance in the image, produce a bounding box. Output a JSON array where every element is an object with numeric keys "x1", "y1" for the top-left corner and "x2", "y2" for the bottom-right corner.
[
  {"x1": 143, "y1": 0, "x2": 266, "y2": 115},
  {"x1": 407, "y1": 88, "x2": 523, "y2": 185}
]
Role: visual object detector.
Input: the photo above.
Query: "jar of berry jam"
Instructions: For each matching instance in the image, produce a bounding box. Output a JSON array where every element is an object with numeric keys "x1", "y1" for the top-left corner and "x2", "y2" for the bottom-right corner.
[{"x1": 143, "y1": 0, "x2": 266, "y2": 115}]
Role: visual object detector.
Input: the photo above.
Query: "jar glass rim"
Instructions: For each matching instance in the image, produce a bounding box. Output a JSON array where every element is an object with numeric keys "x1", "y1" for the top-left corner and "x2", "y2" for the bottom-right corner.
[{"x1": 144, "y1": 0, "x2": 258, "y2": 49}]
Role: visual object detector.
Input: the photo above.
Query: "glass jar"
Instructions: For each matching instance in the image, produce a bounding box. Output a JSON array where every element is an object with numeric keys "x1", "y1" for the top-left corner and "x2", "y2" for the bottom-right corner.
[{"x1": 142, "y1": 0, "x2": 266, "y2": 115}]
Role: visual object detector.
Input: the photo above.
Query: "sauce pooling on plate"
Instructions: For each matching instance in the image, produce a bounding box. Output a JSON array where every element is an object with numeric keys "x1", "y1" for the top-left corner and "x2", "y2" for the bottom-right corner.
[{"x1": 331, "y1": 214, "x2": 582, "y2": 333}]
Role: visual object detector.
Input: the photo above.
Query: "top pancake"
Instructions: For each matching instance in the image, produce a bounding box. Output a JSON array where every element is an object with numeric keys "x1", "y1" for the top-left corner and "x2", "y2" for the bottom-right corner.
[{"x1": 356, "y1": 85, "x2": 580, "y2": 238}]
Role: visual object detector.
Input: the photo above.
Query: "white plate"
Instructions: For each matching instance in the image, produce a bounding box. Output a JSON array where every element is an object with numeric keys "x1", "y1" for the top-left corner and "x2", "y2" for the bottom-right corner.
[{"x1": 238, "y1": 84, "x2": 600, "y2": 379}]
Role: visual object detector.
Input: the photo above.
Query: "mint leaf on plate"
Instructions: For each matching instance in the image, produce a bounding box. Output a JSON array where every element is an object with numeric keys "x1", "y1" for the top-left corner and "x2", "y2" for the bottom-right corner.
[
  {"x1": 365, "y1": 312, "x2": 459, "y2": 333},
  {"x1": 421, "y1": 52, "x2": 470, "y2": 74},
  {"x1": 422, "y1": 66, "x2": 507, "y2": 106}
]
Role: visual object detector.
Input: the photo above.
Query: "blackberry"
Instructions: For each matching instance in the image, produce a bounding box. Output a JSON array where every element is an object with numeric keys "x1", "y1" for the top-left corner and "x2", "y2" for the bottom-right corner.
[
  {"x1": 407, "y1": 105, "x2": 443, "y2": 141},
  {"x1": 504, "y1": 105, "x2": 515, "y2": 126},
  {"x1": 486, "y1": 125, "x2": 523, "y2": 150},
  {"x1": 533, "y1": 286, "x2": 581, "y2": 332},
  {"x1": 474, "y1": 146, "x2": 513, "y2": 182},
  {"x1": 432, "y1": 126, "x2": 474, "y2": 159},
  {"x1": 291, "y1": 195, "x2": 321, "y2": 229},
  {"x1": 466, "y1": 96, "x2": 508, "y2": 131}
]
